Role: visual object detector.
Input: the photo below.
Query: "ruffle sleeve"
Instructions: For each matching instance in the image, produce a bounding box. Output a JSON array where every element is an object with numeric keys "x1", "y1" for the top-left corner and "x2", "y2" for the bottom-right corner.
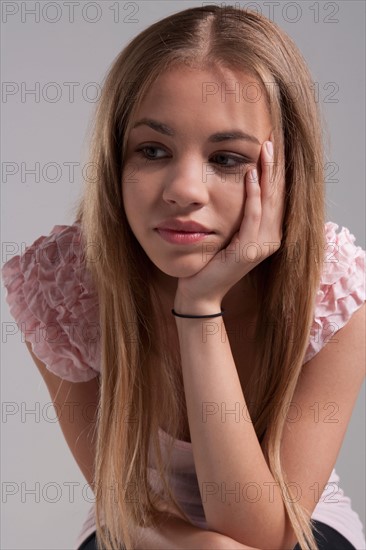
[
  {"x1": 304, "y1": 221, "x2": 366, "y2": 364},
  {"x1": 1, "y1": 223, "x2": 101, "y2": 382}
]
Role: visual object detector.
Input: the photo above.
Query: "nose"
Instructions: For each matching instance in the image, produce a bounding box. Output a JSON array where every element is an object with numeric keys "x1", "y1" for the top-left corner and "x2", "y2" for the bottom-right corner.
[{"x1": 162, "y1": 159, "x2": 210, "y2": 207}]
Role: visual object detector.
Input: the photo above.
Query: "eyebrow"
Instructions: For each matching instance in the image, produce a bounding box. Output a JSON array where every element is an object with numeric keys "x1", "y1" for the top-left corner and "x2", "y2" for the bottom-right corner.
[{"x1": 132, "y1": 118, "x2": 260, "y2": 145}]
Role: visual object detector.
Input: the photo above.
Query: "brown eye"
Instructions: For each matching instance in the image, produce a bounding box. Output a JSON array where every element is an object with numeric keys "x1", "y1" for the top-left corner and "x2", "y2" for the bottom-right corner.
[
  {"x1": 135, "y1": 145, "x2": 168, "y2": 160},
  {"x1": 211, "y1": 153, "x2": 251, "y2": 169}
]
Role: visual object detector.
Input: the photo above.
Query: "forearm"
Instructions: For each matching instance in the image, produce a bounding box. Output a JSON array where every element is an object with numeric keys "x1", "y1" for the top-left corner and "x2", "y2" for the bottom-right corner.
[
  {"x1": 174, "y1": 298, "x2": 288, "y2": 550},
  {"x1": 131, "y1": 514, "x2": 211, "y2": 550},
  {"x1": 131, "y1": 513, "x2": 262, "y2": 550}
]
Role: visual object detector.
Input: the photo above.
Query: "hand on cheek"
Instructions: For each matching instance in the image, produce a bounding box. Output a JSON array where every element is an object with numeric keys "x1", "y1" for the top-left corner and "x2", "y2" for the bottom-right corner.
[{"x1": 174, "y1": 136, "x2": 285, "y2": 309}]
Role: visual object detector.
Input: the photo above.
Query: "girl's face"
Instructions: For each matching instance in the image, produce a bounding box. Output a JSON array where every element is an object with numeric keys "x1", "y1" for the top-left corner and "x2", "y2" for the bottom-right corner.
[{"x1": 122, "y1": 64, "x2": 273, "y2": 283}]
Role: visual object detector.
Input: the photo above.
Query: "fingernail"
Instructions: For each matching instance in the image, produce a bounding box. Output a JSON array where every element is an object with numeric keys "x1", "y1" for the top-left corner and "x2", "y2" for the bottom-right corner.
[
  {"x1": 266, "y1": 141, "x2": 273, "y2": 156},
  {"x1": 251, "y1": 168, "x2": 258, "y2": 181}
]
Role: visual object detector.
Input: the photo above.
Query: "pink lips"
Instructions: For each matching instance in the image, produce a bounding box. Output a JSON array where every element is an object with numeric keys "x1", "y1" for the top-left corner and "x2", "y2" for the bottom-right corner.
[
  {"x1": 155, "y1": 228, "x2": 213, "y2": 244},
  {"x1": 154, "y1": 218, "x2": 215, "y2": 245},
  {"x1": 155, "y1": 217, "x2": 213, "y2": 233}
]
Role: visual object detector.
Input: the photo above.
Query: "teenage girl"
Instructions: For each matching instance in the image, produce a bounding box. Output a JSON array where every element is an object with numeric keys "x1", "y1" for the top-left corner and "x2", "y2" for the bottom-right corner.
[{"x1": 2, "y1": 6, "x2": 365, "y2": 550}]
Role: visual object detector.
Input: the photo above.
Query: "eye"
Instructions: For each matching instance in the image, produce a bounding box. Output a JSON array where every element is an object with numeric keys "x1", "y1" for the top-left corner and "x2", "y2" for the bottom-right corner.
[
  {"x1": 211, "y1": 153, "x2": 252, "y2": 170},
  {"x1": 135, "y1": 145, "x2": 168, "y2": 161},
  {"x1": 134, "y1": 144, "x2": 253, "y2": 169}
]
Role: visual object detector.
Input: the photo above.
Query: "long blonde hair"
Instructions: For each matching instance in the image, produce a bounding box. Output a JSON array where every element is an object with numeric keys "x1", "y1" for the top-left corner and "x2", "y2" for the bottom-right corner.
[{"x1": 73, "y1": 5, "x2": 326, "y2": 549}]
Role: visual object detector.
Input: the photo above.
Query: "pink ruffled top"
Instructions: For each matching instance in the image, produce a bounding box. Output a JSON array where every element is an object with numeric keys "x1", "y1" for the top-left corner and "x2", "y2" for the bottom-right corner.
[
  {"x1": 2, "y1": 220, "x2": 366, "y2": 550},
  {"x1": 2, "y1": 221, "x2": 365, "y2": 382},
  {"x1": 2, "y1": 223, "x2": 101, "y2": 383}
]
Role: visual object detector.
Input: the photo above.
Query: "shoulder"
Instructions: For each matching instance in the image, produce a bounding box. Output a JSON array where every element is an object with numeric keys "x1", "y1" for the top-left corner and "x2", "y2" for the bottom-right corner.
[
  {"x1": 304, "y1": 221, "x2": 365, "y2": 364},
  {"x1": 1, "y1": 222, "x2": 101, "y2": 382}
]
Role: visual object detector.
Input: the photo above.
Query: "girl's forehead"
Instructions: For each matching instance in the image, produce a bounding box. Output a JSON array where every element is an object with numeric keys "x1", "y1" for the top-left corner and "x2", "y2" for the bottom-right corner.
[
  {"x1": 128, "y1": 88, "x2": 271, "y2": 147},
  {"x1": 130, "y1": 66, "x2": 271, "y2": 125}
]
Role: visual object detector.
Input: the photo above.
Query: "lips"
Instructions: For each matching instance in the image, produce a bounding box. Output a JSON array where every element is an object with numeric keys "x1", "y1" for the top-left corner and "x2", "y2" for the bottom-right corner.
[{"x1": 155, "y1": 218, "x2": 213, "y2": 233}]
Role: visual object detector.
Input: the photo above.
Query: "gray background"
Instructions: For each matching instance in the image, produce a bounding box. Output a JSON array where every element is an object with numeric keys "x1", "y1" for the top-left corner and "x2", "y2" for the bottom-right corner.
[{"x1": 1, "y1": 1, "x2": 365, "y2": 549}]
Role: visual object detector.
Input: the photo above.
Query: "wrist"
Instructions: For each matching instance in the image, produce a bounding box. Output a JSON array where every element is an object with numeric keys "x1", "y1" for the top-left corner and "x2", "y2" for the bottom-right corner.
[{"x1": 173, "y1": 298, "x2": 222, "y2": 318}]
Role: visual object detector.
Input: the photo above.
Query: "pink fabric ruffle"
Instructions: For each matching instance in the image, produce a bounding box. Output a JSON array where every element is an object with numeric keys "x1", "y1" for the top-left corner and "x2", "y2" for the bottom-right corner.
[
  {"x1": 1, "y1": 221, "x2": 365, "y2": 380},
  {"x1": 1, "y1": 223, "x2": 101, "y2": 382},
  {"x1": 303, "y1": 221, "x2": 366, "y2": 364}
]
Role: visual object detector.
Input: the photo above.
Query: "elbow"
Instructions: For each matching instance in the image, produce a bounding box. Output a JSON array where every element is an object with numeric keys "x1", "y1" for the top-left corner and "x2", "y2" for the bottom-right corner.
[
  {"x1": 207, "y1": 520, "x2": 293, "y2": 550},
  {"x1": 241, "y1": 516, "x2": 297, "y2": 549},
  {"x1": 205, "y1": 500, "x2": 295, "y2": 549}
]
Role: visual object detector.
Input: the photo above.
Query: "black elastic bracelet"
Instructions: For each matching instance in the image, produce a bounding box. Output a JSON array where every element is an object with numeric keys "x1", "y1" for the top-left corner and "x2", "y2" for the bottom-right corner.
[{"x1": 171, "y1": 308, "x2": 225, "y2": 319}]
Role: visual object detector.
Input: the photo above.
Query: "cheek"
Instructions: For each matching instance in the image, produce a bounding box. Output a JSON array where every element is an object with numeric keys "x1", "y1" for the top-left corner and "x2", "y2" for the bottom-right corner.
[
  {"x1": 121, "y1": 186, "x2": 140, "y2": 235},
  {"x1": 122, "y1": 168, "x2": 142, "y2": 211},
  {"x1": 227, "y1": 164, "x2": 258, "y2": 227},
  {"x1": 123, "y1": 193, "x2": 142, "y2": 229},
  {"x1": 226, "y1": 168, "x2": 250, "y2": 213},
  {"x1": 219, "y1": 185, "x2": 246, "y2": 236}
]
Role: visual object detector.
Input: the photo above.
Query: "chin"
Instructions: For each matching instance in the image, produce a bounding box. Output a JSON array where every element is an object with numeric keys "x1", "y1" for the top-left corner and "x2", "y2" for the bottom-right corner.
[{"x1": 152, "y1": 258, "x2": 208, "y2": 279}]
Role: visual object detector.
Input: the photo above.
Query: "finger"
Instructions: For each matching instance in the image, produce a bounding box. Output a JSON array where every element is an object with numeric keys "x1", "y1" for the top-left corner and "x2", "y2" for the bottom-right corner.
[
  {"x1": 259, "y1": 139, "x2": 285, "y2": 237},
  {"x1": 239, "y1": 167, "x2": 262, "y2": 245},
  {"x1": 260, "y1": 140, "x2": 279, "y2": 199}
]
